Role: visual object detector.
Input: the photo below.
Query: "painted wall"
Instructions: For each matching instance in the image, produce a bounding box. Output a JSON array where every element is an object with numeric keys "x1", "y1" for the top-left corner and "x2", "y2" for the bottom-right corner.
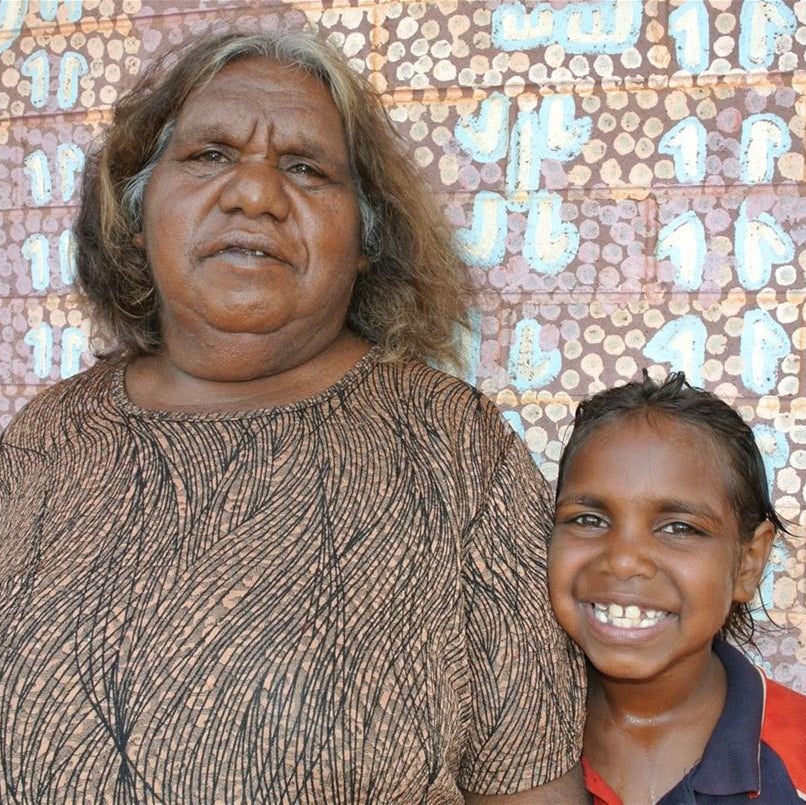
[{"x1": 1, "y1": 0, "x2": 804, "y2": 690}]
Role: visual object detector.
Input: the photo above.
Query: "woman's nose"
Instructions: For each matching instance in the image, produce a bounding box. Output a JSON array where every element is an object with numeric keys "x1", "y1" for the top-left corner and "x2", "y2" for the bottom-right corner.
[
  {"x1": 217, "y1": 160, "x2": 291, "y2": 220},
  {"x1": 599, "y1": 529, "x2": 657, "y2": 580}
]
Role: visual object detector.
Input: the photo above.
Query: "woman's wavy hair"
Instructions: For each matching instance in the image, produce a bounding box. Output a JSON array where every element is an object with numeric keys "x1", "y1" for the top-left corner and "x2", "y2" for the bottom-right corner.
[
  {"x1": 73, "y1": 29, "x2": 471, "y2": 367},
  {"x1": 555, "y1": 371, "x2": 791, "y2": 646}
]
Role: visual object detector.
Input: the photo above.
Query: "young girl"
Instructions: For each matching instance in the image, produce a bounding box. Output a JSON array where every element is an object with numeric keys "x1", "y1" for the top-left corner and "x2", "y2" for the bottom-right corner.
[{"x1": 548, "y1": 372, "x2": 806, "y2": 804}]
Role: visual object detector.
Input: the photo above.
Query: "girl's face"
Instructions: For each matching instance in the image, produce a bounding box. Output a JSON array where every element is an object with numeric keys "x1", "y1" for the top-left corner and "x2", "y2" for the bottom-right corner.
[{"x1": 548, "y1": 415, "x2": 771, "y2": 684}]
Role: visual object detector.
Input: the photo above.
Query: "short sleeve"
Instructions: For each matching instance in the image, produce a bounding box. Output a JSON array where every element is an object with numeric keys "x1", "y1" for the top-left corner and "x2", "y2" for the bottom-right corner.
[{"x1": 458, "y1": 429, "x2": 586, "y2": 795}]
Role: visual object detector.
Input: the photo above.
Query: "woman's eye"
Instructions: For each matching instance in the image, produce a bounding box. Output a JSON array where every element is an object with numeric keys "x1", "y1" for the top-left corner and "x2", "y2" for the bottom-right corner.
[
  {"x1": 287, "y1": 162, "x2": 323, "y2": 177},
  {"x1": 191, "y1": 148, "x2": 228, "y2": 163}
]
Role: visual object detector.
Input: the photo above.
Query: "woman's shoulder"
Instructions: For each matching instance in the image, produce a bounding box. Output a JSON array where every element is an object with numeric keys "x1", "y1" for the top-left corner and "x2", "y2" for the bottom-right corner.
[
  {"x1": 369, "y1": 358, "x2": 505, "y2": 424},
  {"x1": 1, "y1": 359, "x2": 120, "y2": 449}
]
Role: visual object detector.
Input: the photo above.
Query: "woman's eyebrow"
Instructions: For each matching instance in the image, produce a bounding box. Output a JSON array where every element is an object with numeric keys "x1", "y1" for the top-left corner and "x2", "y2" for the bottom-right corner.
[{"x1": 656, "y1": 498, "x2": 722, "y2": 523}]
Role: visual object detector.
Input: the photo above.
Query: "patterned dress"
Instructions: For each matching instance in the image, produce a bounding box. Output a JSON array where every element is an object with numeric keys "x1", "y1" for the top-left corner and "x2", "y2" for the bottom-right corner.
[{"x1": 0, "y1": 350, "x2": 585, "y2": 803}]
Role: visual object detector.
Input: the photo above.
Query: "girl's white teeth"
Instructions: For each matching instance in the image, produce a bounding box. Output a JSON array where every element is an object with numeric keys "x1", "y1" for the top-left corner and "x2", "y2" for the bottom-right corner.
[{"x1": 592, "y1": 602, "x2": 667, "y2": 629}]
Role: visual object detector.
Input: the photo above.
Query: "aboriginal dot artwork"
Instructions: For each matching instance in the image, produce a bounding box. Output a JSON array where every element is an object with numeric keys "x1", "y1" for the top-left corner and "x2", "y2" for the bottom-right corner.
[{"x1": 1, "y1": 0, "x2": 804, "y2": 697}]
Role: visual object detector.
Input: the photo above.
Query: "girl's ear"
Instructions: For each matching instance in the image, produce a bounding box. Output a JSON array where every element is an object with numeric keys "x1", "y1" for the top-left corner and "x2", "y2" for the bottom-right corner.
[{"x1": 732, "y1": 521, "x2": 775, "y2": 603}]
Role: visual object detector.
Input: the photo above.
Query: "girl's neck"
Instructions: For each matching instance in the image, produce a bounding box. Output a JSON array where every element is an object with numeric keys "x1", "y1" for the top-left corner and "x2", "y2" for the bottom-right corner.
[{"x1": 584, "y1": 648, "x2": 727, "y2": 804}]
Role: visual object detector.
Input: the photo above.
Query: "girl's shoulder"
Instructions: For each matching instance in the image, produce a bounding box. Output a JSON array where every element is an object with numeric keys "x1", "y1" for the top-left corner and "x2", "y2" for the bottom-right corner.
[{"x1": 760, "y1": 674, "x2": 806, "y2": 795}]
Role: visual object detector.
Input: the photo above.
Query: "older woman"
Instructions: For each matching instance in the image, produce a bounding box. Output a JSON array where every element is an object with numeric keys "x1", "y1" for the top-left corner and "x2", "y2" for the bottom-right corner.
[{"x1": 0, "y1": 31, "x2": 585, "y2": 803}]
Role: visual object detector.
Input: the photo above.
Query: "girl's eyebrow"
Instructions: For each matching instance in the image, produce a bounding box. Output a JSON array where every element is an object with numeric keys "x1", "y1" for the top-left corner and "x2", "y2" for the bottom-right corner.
[
  {"x1": 555, "y1": 493, "x2": 606, "y2": 508},
  {"x1": 656, "y1": 498, "x2": 722, "y2": 524}
]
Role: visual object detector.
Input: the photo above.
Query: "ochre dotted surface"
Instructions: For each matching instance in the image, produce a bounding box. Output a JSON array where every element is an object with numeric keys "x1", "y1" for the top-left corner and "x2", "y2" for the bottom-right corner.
[{"x1": 1, "y1": 0, "x2": 804, "y2": 690}]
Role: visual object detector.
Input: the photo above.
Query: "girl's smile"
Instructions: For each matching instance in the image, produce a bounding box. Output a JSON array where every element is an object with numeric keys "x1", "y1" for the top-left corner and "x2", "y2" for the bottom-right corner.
[{"x1": 548, "y1": 414, "x2": 758, "y2": 684}]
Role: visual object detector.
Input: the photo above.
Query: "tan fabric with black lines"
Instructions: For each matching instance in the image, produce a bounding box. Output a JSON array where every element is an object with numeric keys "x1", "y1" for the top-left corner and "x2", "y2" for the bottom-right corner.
[{"x1": 0, "y1": 348, "x2": 584, "y2": 803}]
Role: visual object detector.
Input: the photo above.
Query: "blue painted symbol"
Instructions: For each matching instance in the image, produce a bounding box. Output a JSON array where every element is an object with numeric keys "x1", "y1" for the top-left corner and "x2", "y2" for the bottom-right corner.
[
  {"x1": 455, "y1": 93, "x2": 510, "y2": 164},
  {"x1": 22, "y1": 234, "x2": 50, "y2": 291},
  {"x1": 492, "y1": 0, "x2": 642, "y2": 54},
  {"x1": 0, "y1": 0, "x2": 28, "y2": 55},
  {"x1": 58, "y1": 51, "x2": 88, "y2": 109},
  {"x1": 561, "y1": 0, "x2": 643, "y2": 54},
  {"x1": 656, "y1": 211, "x2": 705, "y2": 290},
  {"x1": 740, "y1": 309, "x2": 789, "y2": 394},
  {"x1": 57, "y1": 142, "x2": 85, "y2": 202},
  {"x1": 59, "y1": 229, "x2": 77, "y2": 284},
  {"x1": 659, "y1": 117, "x2": 706, "y2": 183},
  {"x1": 39, "y1": 0, "x2": 82, "y2": 22},
  {"x1": 455, "y1": 191, "x2": 508, "y2": 268},
  {"x1": 23, "y1": 150, "x2": 53, "y2": 206},
  {"x1": 739, "y1": 0, "x2": 796, "y2": 70},
  {"x1": 508, "y1": 318, "x2": 562, "y2": 391},
  {"x1": 522, "y1": 191, "x2": 579, "y2": 275},
  {"x1": 21, "y1": 49, "x2": 50, "y2": 108},
  {"x1": 459, "y1": 310, "x2": 482, "y2": 386},
  {"x1": 752, "y1": 424, "x2": 789, "y2": 498},
  {"x1": 502, "y1": 410, "x2": 526, "y2": 439},
  {"x1": 60, "y1": 327, "x2": 87, "y2": 378},
  {"x1": 668, "y1": 0, "x2": 709, "y2": 73},
  {"x1": 492, "y1": 2, "x2": 556, "y2": 51},
  {"x1": 643, "y1": 315, "x2": 706, "y2": 386},
  {"x1": 735, "y1": 200, "x2": 794, "y2": 290},
  {"x1": 740, "y1": 114, "x2": 791, "y2": 184},
  {"x1": 24, "y1": 322, "x2": 54, "y2": 378}
]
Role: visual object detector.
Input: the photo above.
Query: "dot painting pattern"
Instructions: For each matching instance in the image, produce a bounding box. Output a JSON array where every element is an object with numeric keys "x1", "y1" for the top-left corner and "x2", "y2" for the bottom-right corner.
[{"x1": 1, "y1": 1, "x2": 804, "y2": 690}]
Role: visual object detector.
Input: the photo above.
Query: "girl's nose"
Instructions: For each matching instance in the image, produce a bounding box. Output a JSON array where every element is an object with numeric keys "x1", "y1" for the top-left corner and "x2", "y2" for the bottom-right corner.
[
  {"x1": 599, "y1": 529, "x2": 657, "y2": 580},
  {"x1": 217, "y1": 161, "x2": 291, "y2": 220}
]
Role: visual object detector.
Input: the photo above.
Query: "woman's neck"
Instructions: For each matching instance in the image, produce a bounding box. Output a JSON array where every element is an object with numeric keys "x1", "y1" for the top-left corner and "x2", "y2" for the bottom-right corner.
[{"x1": 124, "y1": 328, "x2": 370, "y2": 413}]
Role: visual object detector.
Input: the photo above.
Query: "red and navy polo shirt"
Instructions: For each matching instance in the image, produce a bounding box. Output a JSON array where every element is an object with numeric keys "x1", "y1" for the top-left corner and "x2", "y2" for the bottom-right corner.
[{"x1": 583, "y1": 638, "x2": 806, "y2": 804}]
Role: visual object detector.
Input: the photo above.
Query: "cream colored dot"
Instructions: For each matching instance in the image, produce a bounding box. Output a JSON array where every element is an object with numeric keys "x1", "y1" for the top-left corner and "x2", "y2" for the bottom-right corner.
[
  {"x1": 724, "y1": 355, "x2": 743, "y2": 376},
  {"x1": 99, "y1": 85, "x2": 117, "y2": 105},
  {"x1": 625, "y1": 329, "x2": 646, "y2": 348},
  {"x1": 620, "y1": 48, "x2": 641, "y2": 69},
  {"x1": 421, "y1": 20, "x2": 440, "y2": 39},
  {"x1": 582, "y1": 353, "x2": 604, "y2": 378},
  {"x1": 526, "y1": 427, "x2": 548, "y2": 455},
  {"x1": 568, "y1": 165, "x2": 592, "y2": 185},
  {"x1": 397, "y1": 17, "x2": 418, "y2": 39},
  {"x1": 545, "y1": 44, "x2": 565, "y2": 68},
  {"x1": 582, "y1": 94, "x2": 601, "y2": 113},
  {"x1": 604, "y1": 334, "x2": 625, "y2": 355},
  {"x1": 647, "y1": 44, "x2": 671, "y2": 69},
  {"x1": 584, "y1": 324, "x2": 605, "y2": 344},
  {"x1": 654, "y1": 159, "x2": 675, "y2": 180},
  {"x1": 561, "y1": 369, "x2": 580, "y2": 390},
  {"x1": 643, "y1": 116, "x2": 664, "y2": 137},
  {"x1": 616, "y1": 356, "x2": 637, "y2": 377},
  {"x1": 434, "y1": 59, "x2": 456, "y2": 82},
  {"x1": 593, "y1": 54, "x2": 613, "y2": 76},
  {"x1": 607, "y1": 90, "x2": 628, "y2": 110},
  {"x1": 634, "y1": 137, "x2": 655, "y2": 160},
  {"x1": 643, "y1": 310, "x2": 664, "y2": 329},
  {"x1": 104, "y1": 63, "x2": 121, "y2": 83},
  {"x1": 584, "y1": 139, "x2": 606, "y2": 163},
  {"x1": 508, "y1": 51, "x2": 530, "y2": 73},
  {"x1": 569, "y1": 55, "x2": 589, "y2": 76},
  {"x1": 601, "y1": 158, "x2": 623, "y2": 184},
  {"x1": 614, "y1": 132, "x2": 635, "y2": 156},
  {"x1": 564, "y1": 340, "x2": 582, "y2": 359}
]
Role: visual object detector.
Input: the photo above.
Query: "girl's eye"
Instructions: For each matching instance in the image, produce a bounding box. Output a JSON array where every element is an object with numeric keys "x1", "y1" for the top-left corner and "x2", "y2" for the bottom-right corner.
[
  {"x1": 658, "y1": 521, "x2": 705, "y2": 537},
  {"x1": 570, "y1": 513, "x2": 607, "y2": 529}
]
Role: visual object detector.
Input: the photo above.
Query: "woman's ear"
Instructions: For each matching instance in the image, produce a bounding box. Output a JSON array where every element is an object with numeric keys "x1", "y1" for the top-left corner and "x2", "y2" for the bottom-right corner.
[{"x1": 732, "y1": 520, "x2": 775, "y2": 603}]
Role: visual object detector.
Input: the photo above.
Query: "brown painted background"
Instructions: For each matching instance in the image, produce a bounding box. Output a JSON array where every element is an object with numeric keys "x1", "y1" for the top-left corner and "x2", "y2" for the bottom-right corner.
[{"x1": 1, "y1": 0, "x2": 804, "y2": 691}]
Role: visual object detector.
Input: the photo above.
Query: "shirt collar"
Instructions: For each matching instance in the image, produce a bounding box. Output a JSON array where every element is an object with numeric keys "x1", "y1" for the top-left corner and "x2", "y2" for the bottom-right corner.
[{"x1": 689, "y1": 638, "x2": 763, "y2": 796}]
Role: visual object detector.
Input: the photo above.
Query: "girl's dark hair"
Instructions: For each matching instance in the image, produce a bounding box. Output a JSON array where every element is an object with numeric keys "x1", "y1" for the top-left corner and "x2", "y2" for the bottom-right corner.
[{"x1": 556, "y1": 370, "x2": 789, "y2": 645}]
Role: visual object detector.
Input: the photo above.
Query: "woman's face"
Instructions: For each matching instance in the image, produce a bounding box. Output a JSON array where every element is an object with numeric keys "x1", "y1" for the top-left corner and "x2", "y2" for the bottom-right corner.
[{"x1": 135, "y1": 57, "x2": 366, "y2": 367}]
